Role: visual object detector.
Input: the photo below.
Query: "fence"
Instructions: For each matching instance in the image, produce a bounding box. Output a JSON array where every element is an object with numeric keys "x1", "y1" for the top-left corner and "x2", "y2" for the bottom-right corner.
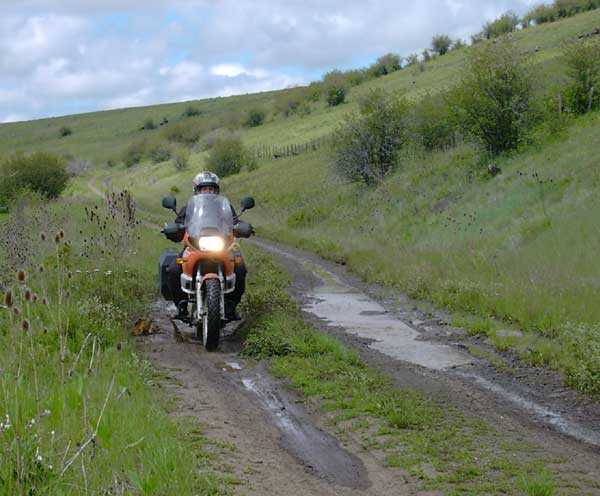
[{"x1": 253, "y1": 134, "x2": 331, "y2": 159}]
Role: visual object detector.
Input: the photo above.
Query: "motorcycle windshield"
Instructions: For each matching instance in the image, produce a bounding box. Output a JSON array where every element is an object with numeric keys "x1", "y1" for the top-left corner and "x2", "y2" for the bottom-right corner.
[{"x1": 185, "y1": 195, "x2": 234, "y2": 239}]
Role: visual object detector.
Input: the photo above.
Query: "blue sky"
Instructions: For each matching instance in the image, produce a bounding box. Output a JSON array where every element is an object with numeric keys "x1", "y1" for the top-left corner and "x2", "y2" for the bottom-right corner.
[{"x1": 0, "y1": 0, "x2": 538, "y2": 123}]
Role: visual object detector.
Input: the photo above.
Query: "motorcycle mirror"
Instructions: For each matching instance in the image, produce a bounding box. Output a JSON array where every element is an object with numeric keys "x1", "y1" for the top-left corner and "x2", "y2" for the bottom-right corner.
[
  {"x1": 162, "y1": 196, "x2": 177, "y2": 212},
  {"x1": 240, "y1": 196, "x2": 255, "y2": 213},
  {"x1": 233, "y1": 221, "x2": 253, "y2": 238}
]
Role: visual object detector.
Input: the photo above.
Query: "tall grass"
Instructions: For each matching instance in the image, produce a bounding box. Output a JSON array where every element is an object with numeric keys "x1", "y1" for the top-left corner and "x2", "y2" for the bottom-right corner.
[{"x1": 0, "y1": 194, "x2": 229, "y2": 494}]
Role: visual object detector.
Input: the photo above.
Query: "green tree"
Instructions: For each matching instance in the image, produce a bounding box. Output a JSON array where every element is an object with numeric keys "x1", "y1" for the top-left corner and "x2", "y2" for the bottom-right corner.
[
  {"x1": 207, "y1": 135, "x2": 256, "y2": 177},
  {"x1": 244, "y1": 108, "x2": 266, "y2": 127},
  {"x1": 332, "y1": 89, "x2": 409, "y2": 185},
  {"x1": 450, "y1": 41, "x2": 533, "y2": 155},
  {"x1": 564, "y1": 39, "x2": 600, "y2": 114},
  {"x1": 0, "y1": 152, "x2": 69, "y2": 204},
  {"x1": 431, "y1": 35, "x2": 452, "y2": 56}
]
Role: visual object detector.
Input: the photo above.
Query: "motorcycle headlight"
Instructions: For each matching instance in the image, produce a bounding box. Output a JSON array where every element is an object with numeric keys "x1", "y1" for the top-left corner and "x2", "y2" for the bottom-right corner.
[{"x1": 197, "y1": 236, "x2": 225, "y2": 252}]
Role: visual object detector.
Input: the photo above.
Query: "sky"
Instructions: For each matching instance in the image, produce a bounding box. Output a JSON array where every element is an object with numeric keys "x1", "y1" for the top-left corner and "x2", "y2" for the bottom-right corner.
[{"x1": 0, "y1": 0, "x2": 539, "y2": 123}]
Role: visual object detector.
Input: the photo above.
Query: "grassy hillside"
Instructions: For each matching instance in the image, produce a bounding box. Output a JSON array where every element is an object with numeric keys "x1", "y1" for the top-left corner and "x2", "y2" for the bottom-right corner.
[{"x1": 3, "y1": 9, "x2": 600, "y2": 394}]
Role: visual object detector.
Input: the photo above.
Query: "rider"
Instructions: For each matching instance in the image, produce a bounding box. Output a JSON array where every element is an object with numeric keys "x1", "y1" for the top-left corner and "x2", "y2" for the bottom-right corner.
[{"x1": 166, "y1": 171, "x2": 247, "y2": 321}]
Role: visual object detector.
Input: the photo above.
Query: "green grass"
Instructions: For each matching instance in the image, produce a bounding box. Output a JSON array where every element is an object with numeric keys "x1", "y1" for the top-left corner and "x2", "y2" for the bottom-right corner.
[
  {"x1": 238, "y1": 243, "x2": 594, "y2": 495},
  {"x1": 4, "y1": 10, "x2": 600, "y2": 395},
  {"x1": 0, "y1": 198, "x2": 233, "y2": 494}
]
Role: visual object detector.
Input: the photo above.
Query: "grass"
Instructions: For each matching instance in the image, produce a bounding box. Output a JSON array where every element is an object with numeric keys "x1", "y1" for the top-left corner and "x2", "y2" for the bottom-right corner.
[
  {"x1": 0, "y1": 196, "x2": 233, "y2": 494},
  {"x1": 238, "y1": 243, "x2": 596, "y2": 495},
  {"x1": 3, "y1": 10, "x2": 600, "y2": 395}
]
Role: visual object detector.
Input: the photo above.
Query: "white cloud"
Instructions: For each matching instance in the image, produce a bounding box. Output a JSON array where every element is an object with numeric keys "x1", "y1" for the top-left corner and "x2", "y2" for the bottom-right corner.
[{"x1": 0, "y1": 0, "x2": 542, "y2": 122}]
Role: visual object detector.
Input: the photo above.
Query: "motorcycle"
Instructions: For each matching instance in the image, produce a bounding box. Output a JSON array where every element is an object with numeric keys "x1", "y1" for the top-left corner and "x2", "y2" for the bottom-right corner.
[{"x1": 159, "y1": 194, "x2": 254, "y2": 351}]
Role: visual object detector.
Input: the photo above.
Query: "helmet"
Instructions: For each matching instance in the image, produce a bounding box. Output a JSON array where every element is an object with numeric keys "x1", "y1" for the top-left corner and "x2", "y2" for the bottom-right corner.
[{"x1": 192, "y1": 171, "x2": 220, "y2": 193}]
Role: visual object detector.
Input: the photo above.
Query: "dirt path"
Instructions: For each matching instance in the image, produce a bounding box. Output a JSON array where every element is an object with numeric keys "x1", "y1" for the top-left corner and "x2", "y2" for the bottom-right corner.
[
  {"x1": 86, "y1": 176, "x2": 600, "y2": 492},
  {"x1": 140, "y1": 301, "x2": 416, "y2": 495}
]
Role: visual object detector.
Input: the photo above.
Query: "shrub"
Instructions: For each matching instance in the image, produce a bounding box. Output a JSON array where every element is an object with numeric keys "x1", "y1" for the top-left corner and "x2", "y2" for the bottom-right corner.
[
  {"x1": 412, "y1": 93, "x2": 455, "y2": 151},
  {"x1": 207, "y1": 135, "x2": 256, "y2": 177},
  {"x1": 147, "y1": 141, "x2": 172, "y2": 163},
  {"x1": 405, "y1": 54, "x2": 419, "y2": 66},
  {"x1": 369, "y1": 53, "x2": 402, "y2": 77},
  {"x1": 142, "y1": 118, "x2": 156, "y2": 130},
  {"x1": 123, "y1": 140, "x2": 147, "y2": 167},
  {"x1": 449, "y1": 41, "x2": 533, "y2": 155},
  {"x1": 431, "y1": 35, "x2": 452, "y2": 56},
  {"x1": 162, "y1": 118, "x2": 207, "y2": 145},
  {"x1": 59, "y1": 126, "x2": 72, "y2": 137},
  {"x1": 422, "y1": 49, "x2": 432, "y2": 62},
  {"x1": 244, "y1": 108, "x2": 266, "y2": 127},
  {"x1": 332, "y1": 89, "x2": 409, "y2": 185},
  {"x1": 274, "y1": 90, "x2": 302, "y2": 117},
  {"x1": 0, "y1": 152, "x2": 69, "y2": 204},
  {"x1": 171, "y1": 146, "x2": 190, "y2": 171},
  {"x1": 452, "y1": 39, "x2": 467, "y2": 51},
  {"x1": 563, "y1": 39, "x2": 600, "y2": 114},
  {"x1": 182, "y1": 105, "x2": 201, "y2": 117},
  {"x1": 481, "y1": 12, "x2": 520, "y2": 39},
  {"x1": 524, "y1": 4, "x2": 559, "y2": 25},
  {"x1": 326, "y1": 86, "x2": 346, "y2": 106}
]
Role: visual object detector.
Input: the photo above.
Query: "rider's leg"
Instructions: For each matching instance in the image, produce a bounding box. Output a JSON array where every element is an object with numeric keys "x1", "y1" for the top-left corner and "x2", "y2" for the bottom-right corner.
[
  {"x1": 167, "y1": 257, "x2": 187, "y2": 317},
  {"x1": 225, "y1": 255, "x2": 246, "y2": 320}
]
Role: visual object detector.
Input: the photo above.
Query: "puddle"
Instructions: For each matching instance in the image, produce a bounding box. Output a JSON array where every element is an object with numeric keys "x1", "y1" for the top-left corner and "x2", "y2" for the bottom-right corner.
[
  {"x1": 457, "y1": 372, "x2": 600, "y2": 447},
  {"x1": 304, "y1": 281, "x2": 472, "y2": 371},
  {"x1": 240, "y1": 372, "x2": 370, "y2": 488}
]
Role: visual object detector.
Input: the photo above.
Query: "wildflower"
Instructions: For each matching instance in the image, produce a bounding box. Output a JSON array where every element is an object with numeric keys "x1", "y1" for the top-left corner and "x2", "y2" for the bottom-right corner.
[
  {"x1": 3, "y1": 290, "x2": 13, "y2": 308},
  {"x1": 16, "y1": 269, "x2": 26, "y2": 283}
]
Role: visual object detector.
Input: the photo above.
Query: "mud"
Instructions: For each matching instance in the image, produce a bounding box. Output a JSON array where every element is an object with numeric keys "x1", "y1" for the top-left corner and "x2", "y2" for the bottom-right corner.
[
  {"x1": 140, "y1": 300, "x2": 412, "y2": 495},
  {"x1": 251, "y1": 238, "x2": 600, "y2": 456}
]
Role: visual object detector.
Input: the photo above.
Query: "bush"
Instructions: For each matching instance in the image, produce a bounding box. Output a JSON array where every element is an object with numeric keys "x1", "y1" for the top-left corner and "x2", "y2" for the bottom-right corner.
[
  {"x1": 563, "y1": 39, "x2": 600, "y2": 114},
  {"x1": 412, "y1": 93, "x2": 455, "y2": 151},
  {"x1": 142, "y1": 118, "x2": 156, "y2": 130},
  {"x1": 274, "y1": 89, "x2": 302, "y2": 117},
  {"x1": 524, "y1": 4, "x2": 559, "y2": 25},
  {"x1": 405, "y1": 54, "x2": 419, "y2": 66},
  {"x1": 326, "y1": 86, "x2": 346, "y2": 106},
  {"x1": 123, "y1": 140, "x2": 147, "y2": 167},
  {"x1": 171, "y1": 146, "x2": 190, "y2": 171},
  {"x1": 369, "y1": 53, "x2": 402, "y2": 77},
  {"x1": 431, "y1": 35, "x2": 452, "y2": 56},
  {"x1": 182, "y1": 105, "x2": 201, "y2": 117},
  {"x1": 449, "y1": 41, "x2": 533, "y2": 155},
  {"x1": 162, "y1": 118, "x2": 208, "y2": 145},
  {"x1": 452, "y1": 39, "x2": 467, "y2": 51},
  {"x1": 244, "y1": 108, "x2": 266, "y2": 127},
  {"x1": 0, "y1": 152, "x2": 69, "y2": 204},
  {"x1": 332, "y1": 89, "x2": 409, "y2": 185},
  {"x1": 481, "y1": 12, "x2": 520, "y2": 39},
  {"x1": 147, "y1": 141, "x2": 172, "y2": 163},
  {"x1": 207, "y1": 135, "x2": 256, "y2": 177},
  {"x1": 422, "y1": 49, "x2": 432, "y2": 62},
  {"x1": 59, "y1": 126, "x2": 72, "y2": 137}
]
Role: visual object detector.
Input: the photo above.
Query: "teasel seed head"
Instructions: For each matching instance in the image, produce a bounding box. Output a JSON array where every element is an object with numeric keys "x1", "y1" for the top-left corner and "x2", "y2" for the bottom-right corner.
[
  {"x1": 16, "y1": 269, "x2": 26, "y2": 283},
  {"x1": 22, "y1": 320, "x2": 30, "y2": 332},
  {"x1": 24, "y1": 288, "x2": 32, "y2": 302},
  {"x1": 4, "y1": 289, "x2": 14, "y2": 308}
]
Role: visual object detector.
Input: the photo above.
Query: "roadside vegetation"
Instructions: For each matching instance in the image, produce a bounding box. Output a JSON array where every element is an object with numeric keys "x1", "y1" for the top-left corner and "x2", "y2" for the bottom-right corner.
[
  {"x1": 0, "y1": 194, "x2": 233, "y2": 494},
  {"x1": 2, "y1": 9, "x2": 600, "y2": 395},
  {"x1": 239, "y1": 244, "x2": 598, "y2": 495}
]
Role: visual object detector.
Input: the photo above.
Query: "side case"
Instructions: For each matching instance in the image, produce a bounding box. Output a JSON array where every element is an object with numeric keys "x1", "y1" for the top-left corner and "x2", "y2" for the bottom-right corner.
[{"x1": 158, "y1": 249, "x2": 179, "y2": 300}]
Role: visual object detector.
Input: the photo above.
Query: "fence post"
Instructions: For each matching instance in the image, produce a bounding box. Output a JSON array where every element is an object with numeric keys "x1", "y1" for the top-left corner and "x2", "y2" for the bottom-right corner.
[{"x1": 588, "y1": 86, "x2": 595, "y2": 113}]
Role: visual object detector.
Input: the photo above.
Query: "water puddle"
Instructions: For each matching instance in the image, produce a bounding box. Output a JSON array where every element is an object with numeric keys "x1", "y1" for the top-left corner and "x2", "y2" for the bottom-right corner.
[
  {"x1": 303, "y1": 274, "x2": 472, "y2": 370},
  {"x1": 240, "y1": 372, "x2": 369, "y2": 488}
]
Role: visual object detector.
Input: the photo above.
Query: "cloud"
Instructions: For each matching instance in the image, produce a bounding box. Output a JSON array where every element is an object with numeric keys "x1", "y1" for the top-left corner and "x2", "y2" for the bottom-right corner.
[{"x1": 0, "y1": 0, "x2": 541, "y2": 122}]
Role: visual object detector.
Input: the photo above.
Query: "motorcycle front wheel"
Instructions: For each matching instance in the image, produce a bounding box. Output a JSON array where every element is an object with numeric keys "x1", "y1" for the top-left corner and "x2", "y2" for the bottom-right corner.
[{"x1": 197, "y1": 278, "x2": 221, "y2": 351}]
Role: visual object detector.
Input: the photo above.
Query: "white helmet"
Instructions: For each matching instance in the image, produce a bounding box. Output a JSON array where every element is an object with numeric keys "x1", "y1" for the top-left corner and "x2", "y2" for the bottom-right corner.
[{"x1": 192, "y1": 171, "x2": 220, "y2": 193}]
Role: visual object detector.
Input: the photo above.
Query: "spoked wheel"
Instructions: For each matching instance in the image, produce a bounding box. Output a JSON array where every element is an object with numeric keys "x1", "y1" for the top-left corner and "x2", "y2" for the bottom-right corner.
[{"x1": 197, "y1": 278, "x2": 221, "y2": 351}]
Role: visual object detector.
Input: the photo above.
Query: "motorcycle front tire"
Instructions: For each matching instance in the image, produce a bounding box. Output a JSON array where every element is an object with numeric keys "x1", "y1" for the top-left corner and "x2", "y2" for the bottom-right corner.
[{"x1": 198, "y1": 278, "x2": 221, "y2": 351}]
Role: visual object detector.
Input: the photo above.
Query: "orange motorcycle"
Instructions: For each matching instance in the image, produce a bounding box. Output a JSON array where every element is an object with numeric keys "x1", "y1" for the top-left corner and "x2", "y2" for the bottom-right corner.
[{"x1": 159, "y1": 194, "x2": 254, "y2": 350}]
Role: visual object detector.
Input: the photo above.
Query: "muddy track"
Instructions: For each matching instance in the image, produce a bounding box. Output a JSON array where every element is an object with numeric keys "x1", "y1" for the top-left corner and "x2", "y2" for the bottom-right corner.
[
  {"x1": 140, "y1": 302, "x2": 415, "y2": 495},
  {"x1": 249, "y1": 239, "x2": 600, "y2": 467},
  {"x1": 85, "y1": 177, "x2": 600, "y2": 491}
]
